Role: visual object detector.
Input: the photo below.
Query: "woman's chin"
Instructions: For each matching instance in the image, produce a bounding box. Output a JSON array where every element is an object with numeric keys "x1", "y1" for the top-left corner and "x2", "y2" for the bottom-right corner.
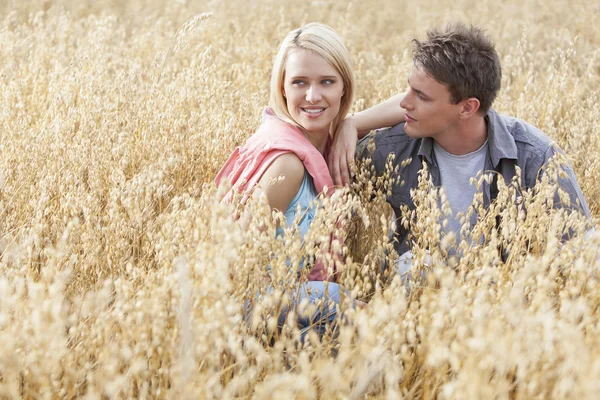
[{"x1": 301, "y1": 123, "x2": 330, "y2": 136}]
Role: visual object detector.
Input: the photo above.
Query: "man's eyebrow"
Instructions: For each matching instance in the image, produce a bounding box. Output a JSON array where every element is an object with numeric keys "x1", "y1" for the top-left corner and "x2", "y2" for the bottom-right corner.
[{"x1": 407, "y1": 79, "x2": 431, "y2": 98}]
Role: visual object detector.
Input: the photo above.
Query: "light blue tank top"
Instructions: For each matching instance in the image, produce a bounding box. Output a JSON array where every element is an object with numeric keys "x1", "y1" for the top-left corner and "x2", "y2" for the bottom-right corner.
[{"x1": 275, "y1": 170, "x2": 319, "y2": 238}]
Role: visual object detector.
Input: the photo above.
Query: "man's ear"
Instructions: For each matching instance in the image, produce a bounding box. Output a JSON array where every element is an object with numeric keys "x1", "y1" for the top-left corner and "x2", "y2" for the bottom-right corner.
[{"x1": 460, "y1": 97, "x2": 481, "y2": 119}]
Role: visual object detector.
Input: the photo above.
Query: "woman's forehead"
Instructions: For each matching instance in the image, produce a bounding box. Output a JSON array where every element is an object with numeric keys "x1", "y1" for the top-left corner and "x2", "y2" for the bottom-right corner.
[{"x1": 285, "y1": 48, "x2": 340, "y2": 78}]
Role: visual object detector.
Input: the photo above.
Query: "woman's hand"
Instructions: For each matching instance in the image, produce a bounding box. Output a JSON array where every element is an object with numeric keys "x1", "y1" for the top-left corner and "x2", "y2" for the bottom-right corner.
[
  {"x1": 329, "y1": 116, "x2": 359, "y2": 187},
  {"x1": 328, "y1": 92, "x2": 408, "y2": 187}
]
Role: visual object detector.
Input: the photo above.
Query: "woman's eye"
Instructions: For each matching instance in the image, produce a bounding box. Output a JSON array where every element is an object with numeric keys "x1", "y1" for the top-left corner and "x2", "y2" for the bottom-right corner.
[
  {"x1": 322, "y1": 79, "x2": 334, "y2": 85},
  {"x1": 292, "y1": 80, "x2": 305, "y2": 85}
]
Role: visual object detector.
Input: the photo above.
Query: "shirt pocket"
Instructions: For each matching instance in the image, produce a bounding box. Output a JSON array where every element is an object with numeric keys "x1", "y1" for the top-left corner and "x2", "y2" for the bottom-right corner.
[{"x1": 389, "y1": 187, "x2": 413, "y2": 210}]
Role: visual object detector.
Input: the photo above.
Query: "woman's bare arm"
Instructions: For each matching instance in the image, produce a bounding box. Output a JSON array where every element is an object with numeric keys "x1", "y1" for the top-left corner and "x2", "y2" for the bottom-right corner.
[{"x1": 240, "y1": 152, "x2": 305, "y2": 231}]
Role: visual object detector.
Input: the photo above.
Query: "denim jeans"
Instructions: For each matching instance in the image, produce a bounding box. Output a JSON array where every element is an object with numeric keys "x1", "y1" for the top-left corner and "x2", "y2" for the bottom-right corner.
[{"x1": 245, "y1": 281, "x2": 344, "y2": 342}]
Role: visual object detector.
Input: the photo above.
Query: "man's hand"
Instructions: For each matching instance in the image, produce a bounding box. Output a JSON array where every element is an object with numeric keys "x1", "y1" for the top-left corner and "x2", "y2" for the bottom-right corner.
[{"x1": 329, "y1": 117, "x2": 359, "y2": 186}]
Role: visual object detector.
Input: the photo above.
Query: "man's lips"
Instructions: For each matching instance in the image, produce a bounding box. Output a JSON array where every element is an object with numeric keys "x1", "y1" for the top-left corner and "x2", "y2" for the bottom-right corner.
[{"x1": 405, "y1": 113, "x2": 417, "y2": 122}]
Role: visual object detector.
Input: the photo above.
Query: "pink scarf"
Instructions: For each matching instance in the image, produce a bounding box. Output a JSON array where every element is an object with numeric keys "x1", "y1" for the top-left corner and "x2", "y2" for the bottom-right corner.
[
  {"x1": 215, "y1": 108, "x2": 340, "y2": 282},
  {"x1": 215, "y1": 108, "x2": 334, "y2": 203}
]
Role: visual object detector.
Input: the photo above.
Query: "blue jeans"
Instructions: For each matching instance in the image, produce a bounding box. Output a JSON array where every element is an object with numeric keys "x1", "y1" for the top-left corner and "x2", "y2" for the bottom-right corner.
[{"x1": 245, "y1": 281, "x2": 344, "y2": 342}]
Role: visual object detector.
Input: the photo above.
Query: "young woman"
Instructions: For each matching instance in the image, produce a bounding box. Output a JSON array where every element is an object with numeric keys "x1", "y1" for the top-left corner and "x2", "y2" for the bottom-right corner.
[{"x1": 216, "y1": 23, "x2": 355, "y2": 339}]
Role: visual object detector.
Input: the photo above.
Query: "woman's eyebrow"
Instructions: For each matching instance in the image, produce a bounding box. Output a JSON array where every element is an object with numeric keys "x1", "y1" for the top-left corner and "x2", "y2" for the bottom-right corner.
[{"x1": 288, "y1": 75, "x2": 338, "y2": 79}]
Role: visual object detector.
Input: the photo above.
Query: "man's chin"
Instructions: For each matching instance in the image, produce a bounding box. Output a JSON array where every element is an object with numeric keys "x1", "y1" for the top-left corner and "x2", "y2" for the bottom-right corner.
[{"x1": 404, "y1": 126, "x2": 420, "y2": 138}]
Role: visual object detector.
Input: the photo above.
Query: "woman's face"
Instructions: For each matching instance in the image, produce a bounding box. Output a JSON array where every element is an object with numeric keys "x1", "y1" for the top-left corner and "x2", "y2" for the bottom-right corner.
[{"x1": 282, "y1": 48, "x2": 345, "y2": 136}]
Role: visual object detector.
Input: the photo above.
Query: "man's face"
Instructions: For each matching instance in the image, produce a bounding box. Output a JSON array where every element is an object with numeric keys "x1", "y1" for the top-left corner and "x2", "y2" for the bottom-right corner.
[{"x1": 400, "y1": 65, "x2": 463, "y2": 140}]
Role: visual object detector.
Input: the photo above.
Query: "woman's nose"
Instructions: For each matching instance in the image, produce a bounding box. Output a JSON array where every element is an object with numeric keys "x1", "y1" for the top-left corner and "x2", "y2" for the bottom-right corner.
[{"x1": 305, "y1": 85, "x2": 322, "y2": 103}]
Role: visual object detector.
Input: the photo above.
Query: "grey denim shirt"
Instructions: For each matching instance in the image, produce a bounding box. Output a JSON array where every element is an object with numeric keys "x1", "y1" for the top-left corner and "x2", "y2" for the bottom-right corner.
[{"x1": 360, "y1": 109, "x2": 591, "y2": 256}]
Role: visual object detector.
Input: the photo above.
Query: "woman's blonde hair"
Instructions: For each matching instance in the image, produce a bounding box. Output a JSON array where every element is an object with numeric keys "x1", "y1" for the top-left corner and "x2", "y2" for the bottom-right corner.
[{"x1": 269, "y1": 23, "x2": 355, "y2": 135}]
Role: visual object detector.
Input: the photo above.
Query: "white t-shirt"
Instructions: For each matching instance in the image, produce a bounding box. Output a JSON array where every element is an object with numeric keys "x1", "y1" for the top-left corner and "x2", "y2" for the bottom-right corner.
[
  {"x1": 433, "y1": 140, "x2": 488, "y2": 245},
  {"x1": 396, "y1": 140, "x2": 488, "y2": 279}
]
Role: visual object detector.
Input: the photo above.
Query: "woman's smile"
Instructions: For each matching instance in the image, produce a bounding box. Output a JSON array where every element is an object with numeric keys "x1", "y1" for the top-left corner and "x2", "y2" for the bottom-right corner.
[{"x1": 301, "y1": 107, "x2": 327, "y2": 118}]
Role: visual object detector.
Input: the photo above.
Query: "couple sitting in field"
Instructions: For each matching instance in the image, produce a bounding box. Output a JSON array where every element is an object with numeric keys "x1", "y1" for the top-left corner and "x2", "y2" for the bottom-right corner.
[{"x1": 215, "y1": 22, "x2": 591, "y2": 339}]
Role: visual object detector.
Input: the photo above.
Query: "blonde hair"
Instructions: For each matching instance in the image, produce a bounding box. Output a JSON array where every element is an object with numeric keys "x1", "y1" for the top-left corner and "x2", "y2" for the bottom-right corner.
[{"x1": 269, "y1": 23, "x2": 355, "y2": 135}]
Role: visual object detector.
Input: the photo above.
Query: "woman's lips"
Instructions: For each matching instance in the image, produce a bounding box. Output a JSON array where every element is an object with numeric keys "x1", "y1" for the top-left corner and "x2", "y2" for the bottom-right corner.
[{"x1": 301, "y1": 107, "x2": 326, "y2": 118}]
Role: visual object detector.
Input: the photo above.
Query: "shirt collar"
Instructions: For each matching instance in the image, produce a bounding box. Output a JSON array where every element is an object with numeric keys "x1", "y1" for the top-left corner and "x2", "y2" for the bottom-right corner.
[
  {"x1": 417, "y1": 109, "x2": 518, "y2": 168},
  {"x1": 486, "y1": 108, "x2": 518, "y2": 167},
  {"x1": 417, "y1": 137, "x2": 435, "y2": 164}
]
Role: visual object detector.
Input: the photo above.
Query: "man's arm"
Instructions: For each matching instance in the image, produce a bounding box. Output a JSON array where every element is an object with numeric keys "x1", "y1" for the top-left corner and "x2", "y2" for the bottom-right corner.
[
  {"x1": 330, "y1": 92, "x2": 407, "y2": 186},
  {"x1": 540, "y1": 145, "x2": 591, "y2": 219},
  {"x1": 540, "y1": 145, "x2": 597, "y2": 245}
]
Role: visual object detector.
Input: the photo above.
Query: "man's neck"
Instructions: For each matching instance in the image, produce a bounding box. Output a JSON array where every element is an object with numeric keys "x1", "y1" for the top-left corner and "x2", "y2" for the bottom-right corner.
[{"x1": 434, "y1": 115, "x2": 488, "y2": 155}]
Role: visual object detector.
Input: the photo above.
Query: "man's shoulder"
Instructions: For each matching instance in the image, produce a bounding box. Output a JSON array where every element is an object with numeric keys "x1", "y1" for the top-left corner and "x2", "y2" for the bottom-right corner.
[
  {"x1": 358, "y1": 122, "x2": 420, "y2": 161},
  {"x1": 494, "y1": 112, "x2": 553, "y2": 153},
  {"x1": 366, "y1": 123, "x2": 420, "y2": 152},
  {"x1": 491, "y1": 111, "x2": 557, "y2": 172},
  {"x1": 372, "y1": 122, "x2": 411, "y2": 141},
  {"x1": 357, "y1": 123, "x2": 421, "y2": 173}
]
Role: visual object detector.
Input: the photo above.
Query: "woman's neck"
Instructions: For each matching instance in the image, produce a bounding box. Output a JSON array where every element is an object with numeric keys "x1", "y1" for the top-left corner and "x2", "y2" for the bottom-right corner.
[{"x1": 302, "y1": 128, "x2": 330, "y2": 154}]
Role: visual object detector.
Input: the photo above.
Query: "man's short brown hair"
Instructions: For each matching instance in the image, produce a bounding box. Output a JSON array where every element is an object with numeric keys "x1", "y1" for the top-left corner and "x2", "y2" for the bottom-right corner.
[{"x1": 412, "y1": 22, "x2": 502, "y2": 114}]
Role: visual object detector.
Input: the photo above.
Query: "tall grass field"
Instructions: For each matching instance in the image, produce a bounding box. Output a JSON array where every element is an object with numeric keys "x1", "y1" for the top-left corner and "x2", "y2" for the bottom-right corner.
[{"x1": 0, "y1": 0, "x2": 599, "y2": 398}]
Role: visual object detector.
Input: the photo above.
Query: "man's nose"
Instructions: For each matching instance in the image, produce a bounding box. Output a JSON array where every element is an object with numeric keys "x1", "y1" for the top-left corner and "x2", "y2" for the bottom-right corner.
[{"x1": 399, "y1": 94, "x2": 412, "y2": 110}]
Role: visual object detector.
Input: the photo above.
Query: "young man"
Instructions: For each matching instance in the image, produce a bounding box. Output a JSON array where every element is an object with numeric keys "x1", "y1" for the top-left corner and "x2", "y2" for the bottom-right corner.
[{"x1": 328, "y1": 22, "x2": 591, "y2": 262}]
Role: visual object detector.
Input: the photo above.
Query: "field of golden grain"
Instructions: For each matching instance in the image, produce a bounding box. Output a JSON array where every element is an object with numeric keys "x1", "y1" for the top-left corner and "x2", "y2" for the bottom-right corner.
[{"x1": 1, "y1": 0, "x2": 599, "y2": 398}]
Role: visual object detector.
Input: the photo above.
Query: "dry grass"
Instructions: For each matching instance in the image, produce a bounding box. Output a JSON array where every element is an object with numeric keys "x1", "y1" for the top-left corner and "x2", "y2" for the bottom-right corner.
[{"x1": 0, "y1": 0, "x2": 599, "y2": 398}]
